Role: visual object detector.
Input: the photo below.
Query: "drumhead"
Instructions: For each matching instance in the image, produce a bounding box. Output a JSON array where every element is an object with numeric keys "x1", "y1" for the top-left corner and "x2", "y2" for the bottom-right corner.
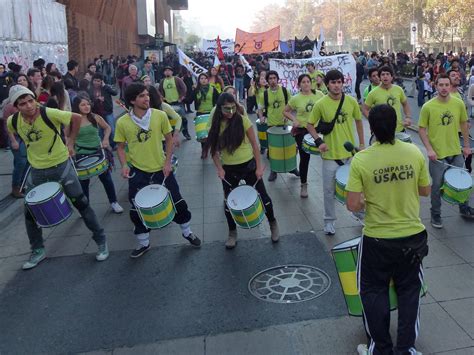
[
  {"x1": 395, "y1": 132, "x2": 411, "y2": 141},
  {"x1": 77, "y1": 156, "x2": 101, "y2": 168},
  {"x1": 227, "y1": 185, "x2": 258, "y2": 210},
  {"x1": 335, "y1": 164, "x2": 351, "y2": 184},
  {"x1": 444, "y1": 168, "x2": 473, "y2": 190},
  {"x1": 267, "y1": 126, "x2": 292, "y2": 135},
  {"x1": 303, "y1": 133, "x2": 315, "y2": 145},
  {"x1": 332, "y1": 236, "x2": 361, "y2": 251},
  {"x1": 135, "y1": 184, "x2": 169, "y2": 208},
  {"x1": 26, "y1": 182, "x2": 61, "y2": 203}
]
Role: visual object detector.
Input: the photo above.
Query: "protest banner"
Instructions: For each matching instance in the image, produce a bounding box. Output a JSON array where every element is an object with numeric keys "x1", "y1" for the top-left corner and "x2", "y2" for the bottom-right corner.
[
  {"x1": 269, "y1": 53, "x2": 356, "y2": 95},
  {"x1": 201, "y1": 38, "x2": 234, "y2": 55},
  {"x1": 178, "y1": 48, "x2": 207, "y2": 78},
  {"x1": 234, "y1": 26, "x2": 280, "y2": 54}
]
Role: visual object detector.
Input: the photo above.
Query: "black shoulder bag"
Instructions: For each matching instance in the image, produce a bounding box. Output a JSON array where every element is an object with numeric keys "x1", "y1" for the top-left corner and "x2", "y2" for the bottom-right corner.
[{"x1": 316, "y1": 93, "x2": 345, "y2": 135}]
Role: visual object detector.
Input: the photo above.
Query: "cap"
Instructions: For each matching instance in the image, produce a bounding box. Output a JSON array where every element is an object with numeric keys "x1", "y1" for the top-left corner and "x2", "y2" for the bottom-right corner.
[{"x1": 9, "y1": 85, "x2": 35, "y2": 105}]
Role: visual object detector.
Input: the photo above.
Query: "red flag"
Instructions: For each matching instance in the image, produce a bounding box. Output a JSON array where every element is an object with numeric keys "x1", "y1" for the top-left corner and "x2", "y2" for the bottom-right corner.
[{"x1": 216, "y1": 36, "x2": 225, "y2": 61}]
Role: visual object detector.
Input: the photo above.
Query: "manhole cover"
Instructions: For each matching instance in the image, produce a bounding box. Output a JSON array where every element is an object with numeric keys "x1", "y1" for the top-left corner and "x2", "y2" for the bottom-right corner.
[{"x1": 248, "y1": 265, "x2": 331, "y2": 304}]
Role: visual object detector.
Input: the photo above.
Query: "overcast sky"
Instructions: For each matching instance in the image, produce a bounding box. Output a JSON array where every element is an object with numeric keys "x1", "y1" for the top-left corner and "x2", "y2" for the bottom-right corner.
[{"x1": 177, "y1": 0, "x2": 286, "y2": 40}]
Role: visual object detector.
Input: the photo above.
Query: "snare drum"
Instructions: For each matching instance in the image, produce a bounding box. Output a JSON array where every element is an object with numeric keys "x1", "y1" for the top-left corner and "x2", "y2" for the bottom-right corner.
[
  {"x1": 335, "y1": 164, "x2": 350, "y2": 204},
  {"x1": 302, "y1": 134, "x2": 320, "y2": 155},
  {"x1": 267, "y1": 126, "x2": 297, "y2": 173},
  {"x1": 194, "y1": 114, "x2": 210, "y2": 142},
  {"x1": 331, "y1": 237, "x2": 427, "y2": 316},
  {"x1": 395, "y1": 132, "x2": 412, "y2": 143},
  {"x1": 226, "y1": 185, "x2": 265, "y2": 229},
  {"x1": 441, "y1": 168, "x2": 473, "y2": 205},
  {"x1": 133, "y1": 184, "x2": 176, "y2": 229},
  {"x1": 256, "y1": 119, "x2": 268, "y2": 149},
  {"x1": 25, "y1": 182, "x2": 73, "y2": 227},
  {"x1": 75, "y1": 154, "x2": 109, "y2": 180}
]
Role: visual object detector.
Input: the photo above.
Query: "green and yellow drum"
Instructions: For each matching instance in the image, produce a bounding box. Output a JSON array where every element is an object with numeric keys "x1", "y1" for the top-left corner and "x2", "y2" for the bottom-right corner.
[
  {"x1": 194, "y1": 114, "x2": 210, "y2": 142},
  {"x1": 133, "y1": 184, "x2": 176, "y2": 229},
  {"x1": 302, "y1": 133, "x2": 320, "y2": 155},
  {"x1": 226, "y1": 185, "x2": 265, "y2": 229},
  {"x1": 441, "y1": 168, "x2": 473, "y2": 205},
  {"x1": 256, "y1": 119, "x2": 268, "y2": 149},
  {"x1": 331, "y1": 236, "x2": 427, "y2": 316},
  {"x1": 267, "y1": 126, "x2": 297, "y2": 173},
  {"x1": 75, "y1": 154, "x2": 109, "y2": 180},
  {"x1": 335, "y1": 164, "x2": 350, "y2": 204}
]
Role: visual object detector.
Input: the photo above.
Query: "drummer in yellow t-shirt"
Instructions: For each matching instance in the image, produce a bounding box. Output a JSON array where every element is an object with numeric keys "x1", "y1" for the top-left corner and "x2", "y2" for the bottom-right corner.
[
  {"x1": 115, "y1": 83, "x2": 201, "y2": 259},
  {"x1": 345, "y1": 104, "x2": 431, "y2": 355},
  {"x1": 283, "y1": 74, "x2": 324, "y2": 198},
  {"x1": 207, "y1": 92, "x2": 279, "y2": 249},
  {"x1": 418, "y1": 73, "x2": 474, "y2": 226}
]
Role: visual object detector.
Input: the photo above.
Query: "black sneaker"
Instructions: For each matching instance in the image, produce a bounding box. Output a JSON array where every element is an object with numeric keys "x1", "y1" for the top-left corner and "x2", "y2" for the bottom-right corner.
[
  {"x1": 460, "y1": 206, "x2": 474, "y2": 219},
  {"x1": 183, "y1": 233, "x2": 201, "y2": 247},
  {"x1": 290, "y1": 169, "x2": 300, "y2": 177},
  {"x1": 431, "y1": 215, "x2": 443, "y2": 229},
  {"x1": 183, "y1": 132, "x2": 192, "y2": 140},
  {"x1": 268, "y1": 171, "x2": 277, "y2": 181},
  {"x1": 130, "y1": 244, "x2": 151, "y2": 258}
]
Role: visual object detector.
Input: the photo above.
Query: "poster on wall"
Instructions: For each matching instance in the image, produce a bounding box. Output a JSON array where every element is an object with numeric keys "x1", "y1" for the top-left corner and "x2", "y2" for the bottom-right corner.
[{"x1": 269, "y1": 54, "x2": 356, "y2": 95}]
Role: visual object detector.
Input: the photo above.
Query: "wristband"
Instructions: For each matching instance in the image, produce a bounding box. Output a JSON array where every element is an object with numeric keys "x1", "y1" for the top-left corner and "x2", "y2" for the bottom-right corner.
[{"x1": 315, "y1": 137, "x2": 324, "y2": 147}]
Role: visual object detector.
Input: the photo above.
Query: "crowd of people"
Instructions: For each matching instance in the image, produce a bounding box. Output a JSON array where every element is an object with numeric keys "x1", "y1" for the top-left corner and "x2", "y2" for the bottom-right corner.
[{"x1": 0, "y1": 46, "x2": 473, "y2": 355}]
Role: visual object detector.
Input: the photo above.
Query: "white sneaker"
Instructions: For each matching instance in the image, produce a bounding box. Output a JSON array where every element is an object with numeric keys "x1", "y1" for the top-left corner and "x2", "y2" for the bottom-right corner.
[
  {"x1": 357, "y1": 344, "x2": 368, "y2": 355},
  {"x1": 324, "y1": 222, "x2": 335, "y2": 235},
  {"x1": 111, "y1": 202, "x2": 124, "y2": 214}
]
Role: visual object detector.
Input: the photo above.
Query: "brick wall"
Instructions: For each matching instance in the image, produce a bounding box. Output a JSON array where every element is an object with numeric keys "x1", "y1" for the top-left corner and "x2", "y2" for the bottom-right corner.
[{"x1": 57, "y1": 0, "x2": 148, "y2": 70}]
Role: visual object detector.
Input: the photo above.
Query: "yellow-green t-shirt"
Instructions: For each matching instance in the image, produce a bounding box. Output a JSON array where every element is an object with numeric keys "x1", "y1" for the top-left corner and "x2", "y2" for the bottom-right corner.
[
  {"x1": 255, "y1": 87, "x2": 265, "y2": 110},
  {"x1": 7, "y1": 107, "x2": 72, "y2": 169},
  {"x1": 308, "y1": 71, "x2": 324, "y2": 92},
  {"x1": 450, "y1": 91, "x2": 463, "y2": 101},
  {"x1": 161, "y1": 102, "x2": 182, "y2": 131},
  {"x1": 308, "y1": 95, "x2": 362, "y2": 160},
  {"x1": 195, "y1": 86, "x2": 215, "y2": 114},
  {"x1": 259, "y1": 86, "x2": 291, "y2": 127},
  {"x1": 418, "y1": 96, "x2": 467, "y2": 159},
  {"x1": 287, "y1": 91, "x2": 324, "y2": 128},
  {"x1": 346, "y1": 140, "x2": 430, "y2": 238},
  {"x1": 114, "y1": 109, "x2": 172, "y2": 172},
  {"x1": 220, "y1": 114, "x2": 253, "y2": 165},
  {"x1": 210, "y1": 82, "x2": 222, "y2": 94},
  {"x1": 365, "y1": 85, "x2": 407, "y2": 132},
  {"x1": 163, "y1": 77, "x2": 179, "y2": 103},
  {"x1": 316, "y1": 83, "x2": 328, "y2": 95}
]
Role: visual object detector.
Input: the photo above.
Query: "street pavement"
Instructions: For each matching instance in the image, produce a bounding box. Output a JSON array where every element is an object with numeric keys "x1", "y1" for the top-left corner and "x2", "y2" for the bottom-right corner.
[{"x1": 0, "y1": 80, "x2": 473, "y2": 354}]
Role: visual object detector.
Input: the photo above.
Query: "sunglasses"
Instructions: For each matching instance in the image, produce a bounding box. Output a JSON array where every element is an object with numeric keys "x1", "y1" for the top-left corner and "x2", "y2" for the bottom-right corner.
[{"x1": 222, "y1": 105, "x2": 236, "y2": 114}]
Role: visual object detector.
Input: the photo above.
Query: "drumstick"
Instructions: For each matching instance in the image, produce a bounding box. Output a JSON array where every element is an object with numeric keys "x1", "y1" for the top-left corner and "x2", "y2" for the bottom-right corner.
[
  {"x1": 19, "y1": 166, "x2": 31, "y2": 193},
  {"x1": 222, "y1": 178, "x2": 233, "y2": 187},
  {"x1": 115, "y1": 99, "x2": 130, "y2": 113},
  {"x1": 434, "y1": 160, "x2": 469, "y2": 171}
]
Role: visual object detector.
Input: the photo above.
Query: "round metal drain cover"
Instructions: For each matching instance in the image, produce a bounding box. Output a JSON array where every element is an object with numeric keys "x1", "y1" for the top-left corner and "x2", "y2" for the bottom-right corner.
[{"x1": 248, "y1": 265, "x2": 331, "y2": 304}]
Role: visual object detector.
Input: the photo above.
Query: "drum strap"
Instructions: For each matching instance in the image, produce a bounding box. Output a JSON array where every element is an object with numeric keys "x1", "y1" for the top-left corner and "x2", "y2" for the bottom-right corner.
[
  {"x1": 263, "y1": 87, "x2": 289, "y2": 117},
  {"x1": 335, "y1": 159, "x2": 345, "y2": 166},
  {"x1": 12, "y1": 106, "x2": 65, "y2": 154}
]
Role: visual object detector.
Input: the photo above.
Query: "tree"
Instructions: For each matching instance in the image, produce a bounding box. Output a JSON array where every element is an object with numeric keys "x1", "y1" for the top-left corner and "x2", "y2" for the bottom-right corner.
[{"x1": 185, "y1": 34, "x2": 201, "y2": 49}]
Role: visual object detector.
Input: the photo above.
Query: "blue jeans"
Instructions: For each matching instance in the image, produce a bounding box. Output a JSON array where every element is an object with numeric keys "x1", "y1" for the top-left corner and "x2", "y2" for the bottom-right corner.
[
  {"x1": 235, "y1": 77, "x2": 244, "y2": 101},
  {"x1": 416, "y1": 80, "x2": 425, "y2": 107},
  {"x1": 79, "y1": 169, "x2": 117, "y2": 203},
  {"x1": 101, "y1": 113, "x2": 116, "y2": 148},
  {"x1": 128, "y1": 166, "x2": 191, "y2": 234},
  {"x1": 11, "y1": 140, "x2": 28, "y2": 187},
  {"x1": 169, "y1": 102, "x2": 189, "y2": 134}
]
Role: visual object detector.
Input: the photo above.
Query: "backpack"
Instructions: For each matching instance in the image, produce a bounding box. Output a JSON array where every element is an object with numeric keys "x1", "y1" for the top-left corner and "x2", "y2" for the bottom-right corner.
[
  {"x1": 12, "y1": 106, "x2": 65, "y2": 154},
  {"x1": 263, "y1": 87, "x2": 289, "y2": 117}
]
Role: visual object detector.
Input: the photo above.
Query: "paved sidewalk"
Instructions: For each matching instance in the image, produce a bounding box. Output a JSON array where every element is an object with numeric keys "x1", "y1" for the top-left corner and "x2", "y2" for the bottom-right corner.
[{"x1": 0, "y1": 91, "x2": 473, "y2": 354}]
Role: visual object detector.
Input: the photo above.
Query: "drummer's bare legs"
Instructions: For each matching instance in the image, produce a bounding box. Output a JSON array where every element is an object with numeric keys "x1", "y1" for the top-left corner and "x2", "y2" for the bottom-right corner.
[{"x1": 23, "y1": 161, "x2": 107, "y2": 269}]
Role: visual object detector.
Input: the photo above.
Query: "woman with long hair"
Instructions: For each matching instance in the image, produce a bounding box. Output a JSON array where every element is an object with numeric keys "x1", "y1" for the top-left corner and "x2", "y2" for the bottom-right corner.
[
  {"x1": 208, "y1": 66, "x2": 224, "y2": 94},
  {"x1": 194, "y1": 73, "x2": 219, "y2": 159},
  {"x1": 207, "y1": 93, "x2": 279, "y2": 249},
  {"x1": 283, "y1": 74, "x2": 324, "y2": 198},
  {"x1": 71, "y1": 95, "x2": 123, "y2": 213},
  {"x1": 47, "y1": 81, "x2": 68, "y2": 111},
  {"x1": 37, "y1": 75, "x2": 54, "y2": 105}
]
